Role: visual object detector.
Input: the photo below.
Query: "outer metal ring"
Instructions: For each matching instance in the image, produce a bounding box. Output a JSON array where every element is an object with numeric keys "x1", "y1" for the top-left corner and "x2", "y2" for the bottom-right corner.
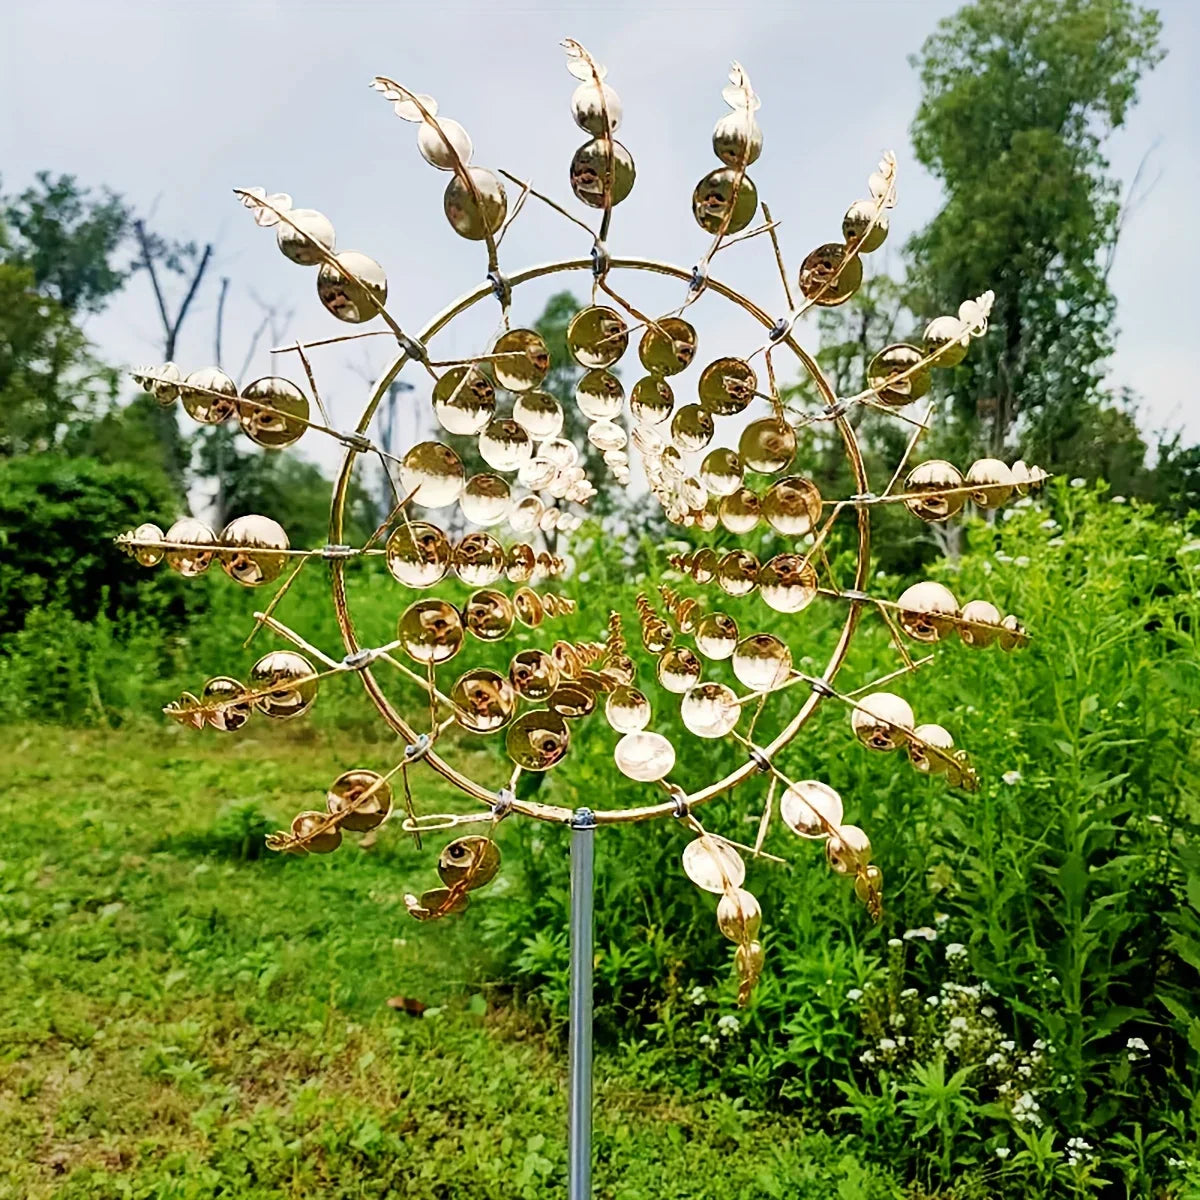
[{"x1": 328, "y1": 256, "x2": 870, "y2": 825}]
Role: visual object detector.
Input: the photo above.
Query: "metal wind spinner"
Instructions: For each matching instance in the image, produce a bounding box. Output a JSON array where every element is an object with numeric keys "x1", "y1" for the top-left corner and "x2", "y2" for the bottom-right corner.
[{"x1": 119, "y1": 42, "x2": 1044, "y2": 1006}]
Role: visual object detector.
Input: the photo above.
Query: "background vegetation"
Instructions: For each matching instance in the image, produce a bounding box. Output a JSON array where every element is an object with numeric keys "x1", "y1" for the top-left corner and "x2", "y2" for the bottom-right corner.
[{"x1": 3, "y1": 0, "x2": 1199, "y2": 1196}]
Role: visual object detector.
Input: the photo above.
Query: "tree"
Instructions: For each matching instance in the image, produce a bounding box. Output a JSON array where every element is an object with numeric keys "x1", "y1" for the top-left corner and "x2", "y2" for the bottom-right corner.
[
  {"x1": 0, "y1": 261, "x2": 118, "y2": 456},
  {"x1": 1, "y1": 172, "x2": 131, "y2": 315},
  {"x1": 905, "y1": 0, "x2": 1164, "y2": 460}
]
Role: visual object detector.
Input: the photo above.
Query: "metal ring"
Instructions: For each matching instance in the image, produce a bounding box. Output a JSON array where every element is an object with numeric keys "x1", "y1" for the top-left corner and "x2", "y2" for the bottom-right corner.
[{"x1": 327, "y1": 256, "x2": 871, "y2": 826}]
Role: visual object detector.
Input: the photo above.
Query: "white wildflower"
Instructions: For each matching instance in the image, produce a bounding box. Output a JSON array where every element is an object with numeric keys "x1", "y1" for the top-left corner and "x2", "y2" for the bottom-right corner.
[
  {"x1": 1000, "y1": 1040, "x2": 1016, "y2": 1052},
  {"x1": 995, "y1": 551, "x2": 1013, "y2": 564},
  {"x1": 688, "y1": 985, "x2": 707, "y2": 1006},
  {"x1": 935, "y1": 912, "x2": 950, "y2": 927},
  {"x1": 1040, "y1": 518, "x2": 1059, "y2": 531},
  {"x1": 995, "y1": 1146, "x2": 1011, "y2": 1160},
  {"x1": 904, "y1": 926, "x2": 938, "y2": 942},
  {"x1": 846, "y1": 987, "x2": 863, "y2": 1002},
  {"x1": 699, "y1": 1033, "x2": 716, "y2": 1049},
  {"x1": 890, "y1": 1014, "x2": 906, "y2": 1028},
  {"x1": 888, "y1": 937, "x2": 903, "y2": 948},
  {"x1": 1112, "y1": 496, "x2": 1126, "y2": 504},
  {"x1": 717, "y1": 1014, "x2": 740, "y2": 1037},
  {"x1": 1012, "y1": 1091, "x2": 1042, "y2": 1126},
  {"x1": 986, "y1": 1052, "x2": 1005, "y2": 1067},
  {"x1": 1015, "y1": 555, "x2": 1031, "y2": 567},
  {"x1": 1002, "y1": 770, "x2": 1022, "y2": 785},
  {"x1": 901, "y1": 987, "x2": 918, "y2": 999},
  {"x1": 982, "y1": 1006, "x2": 997, "y2": 1018},
  {"x1": 927, "y1": 995, "x2": 940, "y2": 1007},
  {"x1": 950, "y1": 1016, "x2": 968, "y2": 1031},
  {"x1": 878, "y1": 1037, "x2": 897, "y2": 1052},
  {"x1": 944, "y1": 1031, "x2": 963, "y2": 1051},
  {"x1": 945, "y1": 942, "x2": 967, "y2": 959},
  {"x1": 1033, "y1": 1039, "x2": 1046, "y2": 1050},
  {"x1": 1070, "y1": 477, "x2": 1085, "y2": 488},
  {"x1": 860, "y1": 1049, "x2": 876, "y2": 1064}
]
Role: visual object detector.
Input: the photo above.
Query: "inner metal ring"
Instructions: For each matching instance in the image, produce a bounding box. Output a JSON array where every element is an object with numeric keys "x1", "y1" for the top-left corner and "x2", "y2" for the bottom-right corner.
[{"x1": 329, "y1": 255, "x2": 871, "y2": 825}]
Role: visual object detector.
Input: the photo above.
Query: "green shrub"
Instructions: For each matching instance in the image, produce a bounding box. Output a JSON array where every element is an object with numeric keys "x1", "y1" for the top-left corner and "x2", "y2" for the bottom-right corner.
[
  {"x1": 482, "y1": 484, "x2": 1200, "y2": 1196},
  {"x1": 0, "y1": 453, "x2": 191, "y2": 635}
]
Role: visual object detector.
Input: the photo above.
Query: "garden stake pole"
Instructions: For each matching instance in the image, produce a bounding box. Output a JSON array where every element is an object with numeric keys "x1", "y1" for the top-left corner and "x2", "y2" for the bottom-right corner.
[{"x1": 568, "y1": 806, "x2": 596, "y2": 1200}]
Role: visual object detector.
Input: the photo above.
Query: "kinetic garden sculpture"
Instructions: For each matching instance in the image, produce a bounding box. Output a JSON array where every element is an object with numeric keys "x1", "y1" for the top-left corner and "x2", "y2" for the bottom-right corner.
[{"x1": 118, "y1": 41, "x2": 1041, "y2": 1195}]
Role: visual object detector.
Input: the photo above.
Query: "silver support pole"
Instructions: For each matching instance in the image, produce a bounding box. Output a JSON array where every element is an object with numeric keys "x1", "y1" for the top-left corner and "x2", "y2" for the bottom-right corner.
[{"x1": 568, "y1": 807, "x2": 596, "y2": 1200}]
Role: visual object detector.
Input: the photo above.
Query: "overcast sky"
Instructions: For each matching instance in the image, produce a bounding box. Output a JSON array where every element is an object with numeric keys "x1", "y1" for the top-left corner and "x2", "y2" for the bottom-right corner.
[{"x1": 3, "y1": 0, "x2": 1196, "y2": 477}]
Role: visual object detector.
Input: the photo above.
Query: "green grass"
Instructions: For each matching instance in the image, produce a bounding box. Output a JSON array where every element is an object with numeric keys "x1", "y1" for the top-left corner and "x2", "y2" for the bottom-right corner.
[{"x1": 0, "y1": 726, "x2": 901, "y2": 1199}]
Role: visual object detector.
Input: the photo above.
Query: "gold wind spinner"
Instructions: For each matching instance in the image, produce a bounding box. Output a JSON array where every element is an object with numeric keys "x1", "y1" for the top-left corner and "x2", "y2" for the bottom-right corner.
[{"x1": 118, "y1": 43, "x2": 1043, "y2": 1005}]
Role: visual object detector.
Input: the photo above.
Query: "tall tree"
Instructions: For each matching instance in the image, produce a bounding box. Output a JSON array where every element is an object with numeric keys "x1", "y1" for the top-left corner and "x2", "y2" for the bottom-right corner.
[
  {"x1": 0, "y1": 261, "x2": 117, "y2": 456},
  {"x1": 905, "y1": 0, "x2": 1163, "y2": 462},
  {"x1": 1, "y1": 172, "x2": 130, "y2": 315}
]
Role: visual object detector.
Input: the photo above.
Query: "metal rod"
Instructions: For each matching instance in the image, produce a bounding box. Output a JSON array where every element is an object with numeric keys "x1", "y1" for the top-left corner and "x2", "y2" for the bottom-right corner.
[{"x1": 568, "y1": 807, "x2": 596, "y2": 1200}]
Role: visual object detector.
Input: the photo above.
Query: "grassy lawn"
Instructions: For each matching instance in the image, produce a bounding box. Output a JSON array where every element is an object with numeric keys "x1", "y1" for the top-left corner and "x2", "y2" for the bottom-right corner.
[{"x1": 0, "y1": 726, "x2": 900, "y2": 1200}]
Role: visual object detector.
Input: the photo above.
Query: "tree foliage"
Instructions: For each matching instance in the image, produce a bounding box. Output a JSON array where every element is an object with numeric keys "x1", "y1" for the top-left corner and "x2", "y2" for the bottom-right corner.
[
  {"x1": 0, "y1": 262, "x2": 118, "y2": 456},
  {"x1": 905, "y1": 0, "x2": 1164, "y2": 461},
  {"x1": 1, "y1": 171, "x2": 131, "y2": 315},
  {"x1": 0, "y1": 454, "x2": 192, "y2": 637}
]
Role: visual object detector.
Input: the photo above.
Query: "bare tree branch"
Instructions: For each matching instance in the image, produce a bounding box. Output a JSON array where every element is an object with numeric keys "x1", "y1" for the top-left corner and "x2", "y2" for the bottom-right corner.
[{"x1": 215, "y1": 276, "x2": 230, "y2": 368}]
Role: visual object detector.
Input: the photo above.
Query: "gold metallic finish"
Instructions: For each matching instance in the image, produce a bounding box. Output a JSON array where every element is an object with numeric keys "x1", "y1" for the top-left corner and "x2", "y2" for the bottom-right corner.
[
  {"x1": 506, "y1": 709, "x2": 571, "y2": 771},
  {"x1": 567, "y1": 306, "x2": 629, "y2": 368},
  {"x1": 451, "y1": 668, "x2": 516, "y2": 732},
  {"x1": 638, "y1": 317, "x2": 697, "y2": 377},
  {"x1": 570, "y1": 138, "x2": 636, "y2": 209},
  {"x1": 762, "y1": 477, "x2": 821, "y2": 536},
  {"x1": 717, "y1": 549, "x2": 759, "y2": 596},
  {"x1": 798, "y1": 243, "x2": 862, "y2": 308},
  {"x1": 444, "y1": 167, "x2": 508, "y2": 241},
  {"x1": 433, "y1": 366, "x2": 495, "y2": 435},
  {"x1": 250, "y1": 650, "x2": 318, "y2": 720},
  {"x1": 219, "y1": 515, "x2": 290, "y2": 586},
  {"x1": 867, "y1": 344, "x2": 931, "y2": 408},
  {"x1": 463, "y1": 589, "x2": 515, "y2": 641},
  {"x1": 682, "y1": 836, "x2": 745, "y2": 894},
  {"x1": 181, "y1": 367, "x2": 238, "y2": 425},
  {"x1": 121, "y1": 50, "x2": 1047, "y2": 1005},
  {"x1": 739, "y1": 416, "x2": 795, "y2": 474},
  {"x1": 317, "y1": 251, "x2": 388, "y2": 323},
  {"x1": 454, "y1": 533, "x2": 505, "y2": 587},
  {"x1": 903, "y1": 460, "x2": 965, "y2": 522},
  {"x1": 966, "y1": 458, "x2": 1016, "y2": 509},
  {"x1": 698, "y1": 357, "x2": 756, "y2": 416},
  {"x1": 758, "y1": 553, "x2": 817, "y2": 614},
  {"x1": 239, "y1": 377, "x2": 310, "y2": 449},
  {"x1": 732, "y1": 634, "x2": 791, "y2": 691},
  {"x1": 692, "y1": 168, "x2": 758, "y2": 235},
  {"x1": 327, "y1": 770, "x2": 393, "y2": 831},
  {"x1": 399, "y1": 599, "x2": 464, "y2": 665},
  {"x1": 695, "y1": 612, "x2": 739, "y2": 660},
  {"x1": 386, "y1": 522, "x2": 452, "y2": 589},
  {"x1": 164, "y1": 518, "x2": 216, "y2": 577},
  {"x1": 614, "y1": 731, "x2": 676, "y2": 782},
  {"x1": 895, "y1": 581, "x2": 960, "y2": 643},
  {"x1": 850, "y1": 692, "x2": 914, "y2": 752}
]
